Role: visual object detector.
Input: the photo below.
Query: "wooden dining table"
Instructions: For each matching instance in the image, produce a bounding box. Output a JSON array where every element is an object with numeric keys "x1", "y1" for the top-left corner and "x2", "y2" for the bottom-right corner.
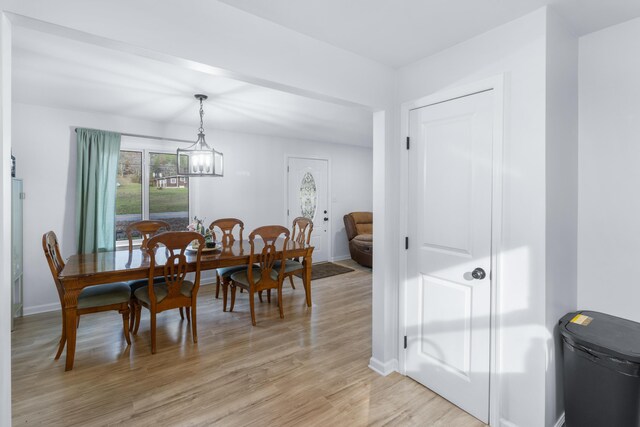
[{"x1": 58, "y1": 239, "x2": 314, "y2": 371}]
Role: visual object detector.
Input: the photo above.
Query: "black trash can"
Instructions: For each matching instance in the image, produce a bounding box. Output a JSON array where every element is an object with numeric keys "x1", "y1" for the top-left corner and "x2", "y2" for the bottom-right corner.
[{"x1": 560, "y1": 311, "x2": 640, "y2": 427}]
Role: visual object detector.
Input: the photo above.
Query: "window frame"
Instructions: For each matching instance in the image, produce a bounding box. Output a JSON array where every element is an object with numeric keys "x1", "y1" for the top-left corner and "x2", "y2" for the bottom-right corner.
[{"x1": 115, "y1": 148, "x2": 191, "y2": 248}]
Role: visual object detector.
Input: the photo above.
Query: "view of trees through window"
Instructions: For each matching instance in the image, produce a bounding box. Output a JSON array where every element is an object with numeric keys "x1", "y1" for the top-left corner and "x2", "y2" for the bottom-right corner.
[
  {"x1": 115, "y1": 151, "x2": 189, "y2": 242},
  {"x1": 148, "y1": 152, "x2": 189, "y2": 232},
  {"x1": 115, "y1": 151, "x2": 142, "y2": 241}
]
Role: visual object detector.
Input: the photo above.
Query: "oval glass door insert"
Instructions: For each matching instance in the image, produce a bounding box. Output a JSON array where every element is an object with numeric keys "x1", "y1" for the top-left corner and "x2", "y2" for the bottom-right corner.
[{"x1": 299, "y1": 172, "x2": 317, "y2": 220}]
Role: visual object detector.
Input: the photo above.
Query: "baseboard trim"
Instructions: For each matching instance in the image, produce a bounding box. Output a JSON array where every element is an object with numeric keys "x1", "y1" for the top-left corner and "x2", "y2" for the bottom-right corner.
[
  {"x1": 200, "y1": 278, "x2": 216, "y2": 286},
  {"x1": 23, "y1": 302, "x2": 59, "y2": 316},
  {"x1": 497, "y1": 413, "x2": 563, "y2": 427},
  {"x1": 368, "y1": 357, "x2": 398, "y2": 376},
  {"x1": 330, "y1": 255, "x2": 351, "y2": 262}
]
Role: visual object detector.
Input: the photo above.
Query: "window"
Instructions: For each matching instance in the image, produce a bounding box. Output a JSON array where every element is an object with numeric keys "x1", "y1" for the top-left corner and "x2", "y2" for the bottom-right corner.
[
  {"x1": 148, "y1": 152, "x2": 189, "y2": 231},
  {"x1": 299, "y1": 172, "x2": 317, "y2": 220},
  {"x1": 115, "y1": 150, "x2": 189, "y2": 243},
  {"x1": 115, "y1": 151, "x2": 142, "y2": 241}
]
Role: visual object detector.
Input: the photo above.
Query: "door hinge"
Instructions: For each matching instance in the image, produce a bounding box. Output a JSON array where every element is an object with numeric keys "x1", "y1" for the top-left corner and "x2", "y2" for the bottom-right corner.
[
  {"x1": 287, "y1": 165, "x2": 289, "y2": 172},
  {"x1": 287, "y1": 209, "x2": 290, "y2": 216},
  {"x1": 404, "y1": 335, "x2": 408, "y2": 349},
  {"x1": 405, "y1": 236, "x2": 409, "y2": 250},
  {"x1": 406, "y1": 136, "x2": 410, "y2": 150}
]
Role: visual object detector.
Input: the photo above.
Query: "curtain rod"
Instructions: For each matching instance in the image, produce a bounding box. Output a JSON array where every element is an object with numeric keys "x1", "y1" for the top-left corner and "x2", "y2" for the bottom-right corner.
[{"x1": 74, "y1": 127, "x2": 193, "y2": 144}]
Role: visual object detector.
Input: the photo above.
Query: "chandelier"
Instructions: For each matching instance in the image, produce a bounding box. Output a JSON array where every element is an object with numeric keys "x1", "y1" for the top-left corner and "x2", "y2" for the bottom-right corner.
[{"x1": 177, "y1": 94, "x2": 224, "y2": 177}]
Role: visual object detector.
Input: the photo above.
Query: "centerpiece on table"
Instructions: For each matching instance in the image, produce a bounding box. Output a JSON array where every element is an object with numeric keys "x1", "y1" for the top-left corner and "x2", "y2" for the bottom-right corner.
[{"x1": 187, "y1": 216, "x2": 217, "y2": 250}]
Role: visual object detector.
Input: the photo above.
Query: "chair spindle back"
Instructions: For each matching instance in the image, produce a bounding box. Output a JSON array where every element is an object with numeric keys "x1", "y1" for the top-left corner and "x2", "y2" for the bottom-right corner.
[
  {"x1": 208, "y1": 218, "x2": 244, "y2": 247},
  {"x1": 146, "y1": 231, "x2": 204, "y2": 305},
  {"x1": 247, "y1": 225, "x2": 290, "y2": 289},
  {"x1": 291, "y1": 217, "x2": 313, "y2": 246},
  {"x1": 42, "y1": 231, "x2": 66, "y2": 305},
  {"x1": 126, "y1": 220, "x2": 171, "y2": 251}
]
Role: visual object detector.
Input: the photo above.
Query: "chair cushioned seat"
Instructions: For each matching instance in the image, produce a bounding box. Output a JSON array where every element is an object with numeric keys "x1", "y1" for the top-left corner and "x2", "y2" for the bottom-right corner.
[
  {"x1": 230, "y1": 268, "x2": 279, "y2": 287},
  {"x1": 128, "y1": 276, "x2": 167, "y2": 294},
  {"x1": 273, "y1": 259, "x2": 303, "y2": 273},
  {"x1": 216, "y1": 266, "x2": 247, "y2": 278},
  {"x1": 133, "y1": 280, "x2": 195, "y2": 305},
  {"x1": 78, "y1": 282, "x2": 131, "y2": 309},
  {"x1": 352, "y1": 233, "x2": 372, "y2": 243}
]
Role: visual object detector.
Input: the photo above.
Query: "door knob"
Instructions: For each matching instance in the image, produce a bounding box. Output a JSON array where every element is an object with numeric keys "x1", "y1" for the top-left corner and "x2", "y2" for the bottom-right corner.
[
  {"x1": 471, "y1": 268, "x2": 486, "y2": 280},
  {"x1": 324, "y1": 217, "x2": 329, "y2": 221}
]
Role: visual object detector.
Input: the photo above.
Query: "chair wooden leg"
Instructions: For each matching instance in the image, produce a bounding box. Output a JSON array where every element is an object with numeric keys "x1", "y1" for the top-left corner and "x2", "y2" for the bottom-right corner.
[
  {"x1": 150, "y1": 311, "x2": 157, "y2": 354},
  {"x1": 76, "y1": 316, "x2": 80, "y2": 328},
  {"x1": 289, "y1": 275, "x2": 296, "y2": 289},
  {"x1": 55, "y1": 312, "x2": 67, "y2": 360},
  {"x1": 249, "y1": 289, "x2": 257, "y2": 326},
  {"x1": 229, "y1": 285, "x2": 237, "y2": 312},
  {"x1": 278, "y1": 285, "x2": 284, "y2": 319},
  {"x1": 133, "y1": 304, "x2": 142, "y2": 335},
  {"x1": 179, "y1": 307, "x2": 185, "y2": 320},
  {"x1": 258, "y1": 291, "x2": 263, "y2": 303},
  {"x1": 222, "y1": 278, "x2": 229, "y2": 312},
  {"x1": 267, "y1": 289, "x2": 271, "y2": 304},
  {"x1": 191, "y1": 304, "x2": 198, "y2": 344},
  {"x1": 129, "y1": 300, "x2": 135, "y2": 331},
  {"x1": 240, "y1": 288, "x2": 244, "y2": 293},
  {"x1": 186, "y1": 307, "x2": 191, "y2": 323},
  {"x1": 120, "y1": 307, "x2": 131, "y2": 345},
  {"x1": 215, "y1": 274, "x2": 221, "y2": 299}
]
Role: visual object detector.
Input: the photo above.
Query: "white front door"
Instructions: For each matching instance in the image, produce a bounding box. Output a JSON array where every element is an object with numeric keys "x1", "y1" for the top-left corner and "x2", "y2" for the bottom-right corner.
[
  {"x1": 406, "y1": 90, "x2": 494, "y2": 423},
  {"x1": 287, "y1": 157, "x2": 329, "y2": 263}
]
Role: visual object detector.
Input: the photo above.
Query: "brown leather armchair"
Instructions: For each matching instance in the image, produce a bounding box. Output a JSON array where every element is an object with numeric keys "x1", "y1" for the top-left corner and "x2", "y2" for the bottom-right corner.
[{"x1": 343, "y1": 212, "x2": 372, "y2": 268}]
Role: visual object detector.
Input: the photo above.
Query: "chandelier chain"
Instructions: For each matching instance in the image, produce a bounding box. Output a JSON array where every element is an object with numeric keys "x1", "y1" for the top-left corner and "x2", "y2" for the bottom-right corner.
[{"x1": 198, "y1": 97, "x2": 205, "y2": 134}]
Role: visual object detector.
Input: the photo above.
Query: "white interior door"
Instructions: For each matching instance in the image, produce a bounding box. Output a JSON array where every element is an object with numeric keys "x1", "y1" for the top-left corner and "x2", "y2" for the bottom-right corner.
[
  {"x1": 406, "y1": 90, "x2": 493, "y2": 423},
  {"x1": 287, "y1": 157, "x2": 329, "y2": 263}
]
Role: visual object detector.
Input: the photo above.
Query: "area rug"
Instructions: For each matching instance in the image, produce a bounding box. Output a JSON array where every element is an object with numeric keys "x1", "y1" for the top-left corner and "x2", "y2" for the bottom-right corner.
[{"x1": 294, "y1": 262, "x2": 354, "y2": 281}]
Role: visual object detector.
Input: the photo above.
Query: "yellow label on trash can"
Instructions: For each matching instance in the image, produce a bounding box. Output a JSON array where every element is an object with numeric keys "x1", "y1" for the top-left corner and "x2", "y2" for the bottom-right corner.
[{"x1": 571, "y1": 314, "x2": 593, "y2": 326}]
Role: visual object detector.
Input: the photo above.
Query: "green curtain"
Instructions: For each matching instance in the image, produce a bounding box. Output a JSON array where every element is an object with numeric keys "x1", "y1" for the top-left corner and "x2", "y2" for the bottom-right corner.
[{"x1": 75, "y1": 128, "x2": 121, "y2": 254}]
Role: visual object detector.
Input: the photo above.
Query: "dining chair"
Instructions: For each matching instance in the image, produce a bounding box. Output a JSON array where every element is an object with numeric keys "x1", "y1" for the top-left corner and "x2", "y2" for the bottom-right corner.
[
  {"x1": 276, "y1": 217, "x2": 313, "y2": 290},
  {"x1": 209, "y1": 218, "x2": 244, "y2": 310},
  {"x1": 131, "y1": 231, "x2": 204, "y2": 354},
  {"x1": 42, "y1": 231, "x2": 131, "y2": 361},
  {"x1": 228, "y1": 225, "x2": 290, "y2": 326},
  {"x1": 125, "y1": 220, "x2": 173, "y2": 329},
  {"x1": 125, "y1": 220, "x2": 171, "y2": 251}
]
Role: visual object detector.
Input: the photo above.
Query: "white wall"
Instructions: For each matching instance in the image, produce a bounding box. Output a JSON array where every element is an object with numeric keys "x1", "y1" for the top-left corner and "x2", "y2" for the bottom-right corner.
[
  {"x1": 0, "y1": 13, "x2": 11, "y2": 427},
  {"x1": 544, "y1": 9, "x2": 579, "y2": 427},
  {"x1": 12, "y1": 102, "x2": 372, "y2": 315},
  {"x1": 192, "y1": 131, "x2": 372, "y2": 262},
  {"x1": 578, "y1": 17, "x2": 640, "y2": 322},
  {"x1": 397, "y1": 8, "x2": 550, "y2": 427}
]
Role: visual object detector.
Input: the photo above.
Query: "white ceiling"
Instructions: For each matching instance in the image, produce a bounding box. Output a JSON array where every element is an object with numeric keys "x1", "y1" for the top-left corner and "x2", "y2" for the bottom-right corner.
[
  {"x1": 219, "y1": 0, "x2": 640, "y2": 67},
  {"x1": 13, "y1": 1, "x2": 640, "y2": 143},
  {"x1": 11, "y1": 26, "x2": 373, "y2": 147}
]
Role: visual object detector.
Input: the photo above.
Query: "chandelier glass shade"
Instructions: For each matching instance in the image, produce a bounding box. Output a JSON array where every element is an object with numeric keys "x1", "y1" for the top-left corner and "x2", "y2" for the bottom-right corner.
[{"x1": 177, "y1": 94, "x2": 224, "y2": 177}]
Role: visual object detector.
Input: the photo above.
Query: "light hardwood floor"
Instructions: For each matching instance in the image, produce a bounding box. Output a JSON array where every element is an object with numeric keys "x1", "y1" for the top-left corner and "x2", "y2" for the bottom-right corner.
[{"x1": 12, "y1": 260, "x2": 484, "y2": 426}]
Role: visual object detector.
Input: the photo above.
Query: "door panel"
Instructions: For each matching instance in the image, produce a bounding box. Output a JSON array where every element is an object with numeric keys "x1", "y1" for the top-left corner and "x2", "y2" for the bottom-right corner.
[
  {"x1": 287, "y1": 158, "x2": 329, "y2": 263},
  {"x1": 421, "y1": 275, "x2": 472, "y2": 377},
  {"x1": 406, "y1": 90, "x2": 493, "y2": 423},
  {"x1": 422, "y1": 116, "x2": 473, "y2": 254}
]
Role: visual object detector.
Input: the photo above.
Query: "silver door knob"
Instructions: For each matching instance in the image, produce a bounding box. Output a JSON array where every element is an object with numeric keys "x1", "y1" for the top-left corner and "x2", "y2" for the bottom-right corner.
[{"x1": 471, "y1": 268, "x2": 486, "y2": 280}]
